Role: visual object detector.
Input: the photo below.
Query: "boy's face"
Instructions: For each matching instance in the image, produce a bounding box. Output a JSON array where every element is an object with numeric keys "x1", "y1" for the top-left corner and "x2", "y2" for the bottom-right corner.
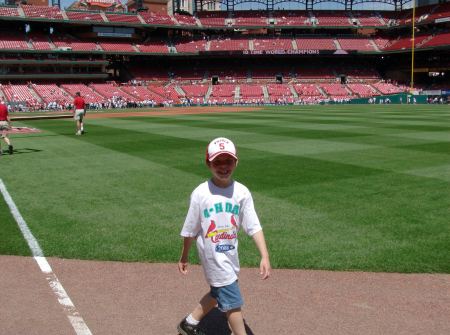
[{"x1": 208, "y1": 154, "x2": 237, "y2": 187}]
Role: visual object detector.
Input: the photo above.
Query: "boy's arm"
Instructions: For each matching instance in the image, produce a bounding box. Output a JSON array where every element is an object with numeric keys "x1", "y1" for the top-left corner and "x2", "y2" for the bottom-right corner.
[
  {"x1": 252, "y1": 230, "x2": 271, "y2": 280},
  {"x1": 178, "y1": 236, "x2": 195, "y2": 275}
]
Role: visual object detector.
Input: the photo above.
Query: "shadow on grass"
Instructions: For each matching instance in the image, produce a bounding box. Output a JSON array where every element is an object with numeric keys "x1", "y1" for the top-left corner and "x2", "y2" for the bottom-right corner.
[
  {"x1": 198, "y1": 308, "x2": 255, "y2": 335},
  {"x1": 1, "y1": 148, "x2": 42, "y2": 156}
]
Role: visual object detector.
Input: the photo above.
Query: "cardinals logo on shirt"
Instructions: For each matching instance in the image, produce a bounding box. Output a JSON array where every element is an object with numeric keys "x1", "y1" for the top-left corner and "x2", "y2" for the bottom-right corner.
[{"x1": 205, "y1": 216, "x2": 237, "y2": 244}]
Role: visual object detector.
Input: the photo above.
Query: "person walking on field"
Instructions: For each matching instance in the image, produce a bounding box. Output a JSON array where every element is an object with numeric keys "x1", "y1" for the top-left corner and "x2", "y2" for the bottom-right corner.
[
  {"x1": 73, "y1": 92, "x2": 86, "y2": 135},
  {"x1": 177, "y1": 137, "x2": 271, "y2": 335},
  {"x1": 0, "y1": 99, "x2": 13, "y2": 155}
]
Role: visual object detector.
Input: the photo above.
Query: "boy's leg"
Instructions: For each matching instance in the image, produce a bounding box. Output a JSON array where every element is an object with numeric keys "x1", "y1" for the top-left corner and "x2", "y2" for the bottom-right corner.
[
  {"x1": 191, "y1": 293, "x2": 217, "y2": 322},
  {"x1": 178, "y1": 293, "x2": 216, "y2": 334},
  {"x1": 226, "y1": 308, "x2": 247, "y2": 335}
]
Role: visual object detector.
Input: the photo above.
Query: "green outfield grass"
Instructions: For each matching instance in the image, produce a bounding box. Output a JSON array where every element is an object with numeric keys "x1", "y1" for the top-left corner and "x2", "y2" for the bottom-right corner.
[{"x1": 1, "y1": 105, "x2": 449, "y2": 273}]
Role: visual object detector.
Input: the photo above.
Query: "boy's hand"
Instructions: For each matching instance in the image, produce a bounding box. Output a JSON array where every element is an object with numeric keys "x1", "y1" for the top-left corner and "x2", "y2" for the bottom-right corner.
[
  {"x1": 178, "y1": 261, "x2": 189, "y2": 275},
  {"x1": 260, "y1": 257, "x2": 271, "y2": 280}
]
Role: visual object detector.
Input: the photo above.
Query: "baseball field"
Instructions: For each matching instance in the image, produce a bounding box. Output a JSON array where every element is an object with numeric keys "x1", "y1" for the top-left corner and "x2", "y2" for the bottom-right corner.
[{"x1": 1, "y1": 104, "x2": 449, "y2": 334}]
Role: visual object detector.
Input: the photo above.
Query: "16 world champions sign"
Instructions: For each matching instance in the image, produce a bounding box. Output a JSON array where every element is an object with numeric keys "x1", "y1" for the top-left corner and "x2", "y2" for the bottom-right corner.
[{"x1": 243, "y1": 49, "x2": 321, "y2": 55}]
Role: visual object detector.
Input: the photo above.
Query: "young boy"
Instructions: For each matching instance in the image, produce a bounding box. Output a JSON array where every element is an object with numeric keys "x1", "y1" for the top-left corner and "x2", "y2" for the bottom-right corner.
[{"x1": 178, "y1": 137, "x2": 271, "y2": 335}]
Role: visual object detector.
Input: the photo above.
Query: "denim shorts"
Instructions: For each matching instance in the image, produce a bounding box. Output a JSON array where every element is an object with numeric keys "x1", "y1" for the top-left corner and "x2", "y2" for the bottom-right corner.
[{"x1": 210, "y1": 280, "x2": 244, "y2": 312}]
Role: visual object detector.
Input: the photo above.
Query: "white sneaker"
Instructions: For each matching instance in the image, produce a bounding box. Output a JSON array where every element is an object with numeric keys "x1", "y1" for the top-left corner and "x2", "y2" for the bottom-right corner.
[{"x1": 76, "y1": 131, "x2": 81, "y2": 135}]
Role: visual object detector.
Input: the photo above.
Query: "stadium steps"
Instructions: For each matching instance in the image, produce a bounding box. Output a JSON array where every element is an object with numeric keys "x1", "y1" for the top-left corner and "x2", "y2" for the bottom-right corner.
[
  {"x1": 262, "y1": 85, "x2": 270, "y2": 103},
  {"x1": 26, "y1": 40, "x2": 34, "y2": 50},
  {"x1": 333, "y1": 39, "x2": 342, "y2": 50},
  {"x1": 0, "y1": 86, "x2": 7, "y2": 101},
  {"x1": 316, "y1": 85, "x2": 328, "y2": 98},
  {"x1": 17, "y1": 6, "x2": 25, "y2": 17},
  {"x1": 194, "y1": 16, "x2": 203, "y2": 28},
  {"x1": 249, "y1": 39, "x2": 254, "y2": 51},
  {"x1": 344, "y1": 85, "x2": 353, "y2": 96},
  {"x1": 235, "y1": 86, "x2": 240, "y2": 100},
  {"x1": 289, "y1": 85, "x2": 299, "y2": 98},
  {"x1": 58, "y1": 86, "x2": 72, "y2": 99},
  {"x1": 377, "y1": 15, "x2": 386, "y2": 26},
  {"x1": 369, "y1": 39, "x2": 381, "y2": 52},
  {"x1": 100, "y1": 12, "x2": 109, "y2": 22},
  {"x1": 369, "y1": 84, "x2": 383, "y2": 95},
  {"x1": 60, "y1": 10, "x2": 68, "y2": 20},
  {"x1": 418, "y1": 34, "x2": 434, "y2": 47},
  {"x1": 205, "y1": 85, "x2": 213, "y2": 101},
  {"x1": 28, "y1": 86, "x2": 43, "y2": 104},
  {"x1": 174, "y1": 85, "x2": 185, "y2": 97},
  {"x1": 292, "y1": 39, "x2": 298, "y2": 50},
  {"x1": 137, "y1": 14, "x2": 146, "y2": 24}
]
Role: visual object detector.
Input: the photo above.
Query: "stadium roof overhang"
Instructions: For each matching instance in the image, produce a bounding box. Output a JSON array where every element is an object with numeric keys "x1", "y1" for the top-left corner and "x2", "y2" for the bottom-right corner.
[{"x1": 191, "y1": 0, "x2": 412, "y2": 12}]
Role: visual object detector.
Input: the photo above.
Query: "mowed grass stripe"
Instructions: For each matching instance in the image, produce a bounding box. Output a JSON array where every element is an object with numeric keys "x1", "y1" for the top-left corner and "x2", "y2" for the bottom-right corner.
[
  {"x1": 1, "y1": 105, "x2": 448, "y2": 273},
  {"x1": 0, "y1": 123, "x2": 207, "y2": 262},
  {"x1": 0, "y1": 191, "x2": 31, "y2": 256}
]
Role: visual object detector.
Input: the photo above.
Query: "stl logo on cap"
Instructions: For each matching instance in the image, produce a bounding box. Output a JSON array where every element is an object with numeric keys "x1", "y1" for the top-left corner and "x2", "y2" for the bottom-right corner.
[{"x1": 206, "y1": 137, "x2": 238, "y2": 162}]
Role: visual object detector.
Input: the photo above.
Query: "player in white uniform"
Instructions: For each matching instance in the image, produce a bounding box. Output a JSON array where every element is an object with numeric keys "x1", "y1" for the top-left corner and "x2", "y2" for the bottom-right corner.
[{"x1": 178, "y1": 137, "x2": 271, "y2": 335}]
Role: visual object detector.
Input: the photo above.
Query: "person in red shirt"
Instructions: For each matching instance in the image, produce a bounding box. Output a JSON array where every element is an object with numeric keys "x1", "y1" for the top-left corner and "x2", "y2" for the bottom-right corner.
[
  {"x1": 73, "y1": 92, "x2": 86, "y2": 135},
  {"x1": 0, "y1": 99, "x2": 13, "y2": 155}
]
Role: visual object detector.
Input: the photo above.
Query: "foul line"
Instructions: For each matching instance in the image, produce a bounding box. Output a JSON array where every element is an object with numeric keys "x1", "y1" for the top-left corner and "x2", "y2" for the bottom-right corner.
[{"x1": 0, "y1": 179, "x2": 93, "y2": 335}]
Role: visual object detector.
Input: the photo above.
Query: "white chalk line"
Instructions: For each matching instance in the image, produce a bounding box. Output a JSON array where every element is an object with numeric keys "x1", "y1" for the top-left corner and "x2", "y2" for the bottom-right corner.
[{"x1": 0, "y1": 179, "x2": 92, "y2": 335}]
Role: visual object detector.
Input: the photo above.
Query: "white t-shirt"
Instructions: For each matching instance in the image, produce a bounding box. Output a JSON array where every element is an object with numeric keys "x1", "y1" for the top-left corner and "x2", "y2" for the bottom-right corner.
[{"x1": 181, "y1": 180, "x2": 262, "y2": 287}]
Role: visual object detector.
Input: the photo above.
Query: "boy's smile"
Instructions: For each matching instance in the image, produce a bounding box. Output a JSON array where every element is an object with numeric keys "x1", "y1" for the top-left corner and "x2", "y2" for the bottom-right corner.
[{"x1": 208, "y1": 154, "x2": 237, "y2": 187}]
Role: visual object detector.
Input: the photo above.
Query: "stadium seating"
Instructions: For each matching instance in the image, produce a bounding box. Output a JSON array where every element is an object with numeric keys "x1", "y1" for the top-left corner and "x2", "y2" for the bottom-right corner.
[
  {"x1": 346, "y1": 83, "x2": 377, "y2": 97},
  {"x1": 295, "y1": 38, "x2": 336, "y2": 50},
  {"x1": 147, "y1": 85, "x2": 182, "y2": 103},
  {"x1": 266, "y1": 84, "x2": 294, "y2": 103},
  {"x1": 239, "y1": 84, "x2": 264, "y2": 100},
  {"x1": 233, "y1": 11, "x2": 268, "y2": 26},
  {"x1": 0, "y1": 6, "x2": 19, "y2": 17},
  {"x1": 426, "y1": 2, "x2": 450, "y2": 22},
  {"x1": 209, "y1": 38, "x2": 250, "y2": 52},
  {"x1": 252, "y1": 38, "x2": 293, "y2": 51},
  {"x1": 174, "y1": 13, "x2": 198, "y2": 26},
  {"x1": 120, "y1": 85, "x2": 165, "y2": 104},
  {"x1": 197, "y1": 11, "x2": 228, "y2": 27},
  {"x1": 320, "y1": 83, "x2": 351, "y2": 96},
  {"x1": 66, "y1": 10, "x2": 105, "y2": 22},
  {"x1": 313, "y1": 12, "x2": 352, "y2": 26},
  {"x1": 372, "y1": 82, "x2": 405, "y2": 95},
  {"x1": 272, "y1": 11, "x2": 310, "y2": 26},
  {"x1": 351, "y1": 12, "x2": 386, "y2": 27},
  {"x1": 139, "y1": 12, "x2": 175, "y2": 25},
  {"x1": 384, "y1": 34, "x2": 432, "y2": 50},
  {"x1": 0, "y1": 32, "x2": 29, "y2": 50},
  {"x1": 180, "y1": 84, "x2": 209, "y2": 98},
  {"x1": 1, "y1": 84, "x2": 40, "y2": 107},
  {"x1": 136, "y1": 40, "x2": 169, "y2": 53},
  {"x1": 28, "y1": 33, "x2": 53, "y2": 50},
  {"x1": 174, "y1": 39, "x2": 207, "y2": 53},
  {"x1": 32, "y1": 84, "x2": 72, "y2": 105},
  {"x1": 90, "y1": 83, "x2": 135, "y2": 100},
  {"x1": 99, "y1": 41, "x2": 136, "y2": 53},
  {"x1": 60, "y1": 83, "x2": 106, "y2": 103},
  {"x1": 22, "y1": 5, "x2": 64, "y2": 20},
  {"x1": 51, "y1": 34, "x2": 98, "y2": 52},
  {"x1": 338, "y1": 38, "x2": 377, "y2": 51},
  {"x1": 421, "y1": 32, "x2": 450, "y2": 48},
  {"x1": 293, "y1": 83, "x2": 323, "y2": 97},
  {"x1": 106, "y1": 13, "x2": 142, "y2": 24}
]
